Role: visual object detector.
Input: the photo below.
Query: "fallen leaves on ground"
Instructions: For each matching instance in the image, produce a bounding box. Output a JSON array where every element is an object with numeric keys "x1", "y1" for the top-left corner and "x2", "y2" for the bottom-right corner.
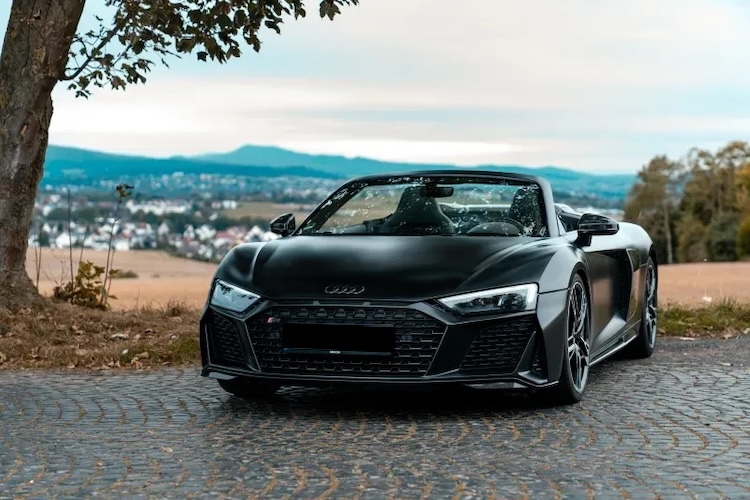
[{"x1": 0, "y1": 300, "x2": 200, "y2": 371}]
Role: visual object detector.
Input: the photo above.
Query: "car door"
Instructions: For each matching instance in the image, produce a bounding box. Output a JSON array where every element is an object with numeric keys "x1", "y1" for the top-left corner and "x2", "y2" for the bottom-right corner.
[{"x1": 559, "y1": 214, "x2": 639, "y2": 356}]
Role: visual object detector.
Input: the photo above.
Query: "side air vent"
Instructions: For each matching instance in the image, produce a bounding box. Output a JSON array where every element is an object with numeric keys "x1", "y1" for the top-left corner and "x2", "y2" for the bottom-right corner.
[{"x1": 615, "y1": 256, "x2": 633, "y2": 318}]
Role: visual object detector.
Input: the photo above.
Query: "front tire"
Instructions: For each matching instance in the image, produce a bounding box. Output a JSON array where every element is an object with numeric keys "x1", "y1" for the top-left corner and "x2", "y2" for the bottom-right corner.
[
  {"x1": 542, "y1": 274, "x2": 591, "y2": 406},
  {"x1": 218, "y1": 378, "x2": 280, "y2": 399},
  {"x1": 623, "y1": 256, "x2": 657, "y2": 359}
]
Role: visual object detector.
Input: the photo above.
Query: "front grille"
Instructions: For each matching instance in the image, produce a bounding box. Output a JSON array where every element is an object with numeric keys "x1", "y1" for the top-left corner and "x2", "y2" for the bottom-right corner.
[
  {"x1": 246, "y1": 306, "x2": 446, "y2": 376},
  {"x1": 208, "y1": 311, "x2": 247, "y2": 366},
  {"x1": 460, "y1": 316, "x2": 536, "y2": 373}
]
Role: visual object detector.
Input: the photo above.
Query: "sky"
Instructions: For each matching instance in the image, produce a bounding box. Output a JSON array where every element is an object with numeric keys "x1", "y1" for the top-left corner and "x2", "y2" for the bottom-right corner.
[{"x1": 3, "y1": 1, "x2": 750, "y2": 173}]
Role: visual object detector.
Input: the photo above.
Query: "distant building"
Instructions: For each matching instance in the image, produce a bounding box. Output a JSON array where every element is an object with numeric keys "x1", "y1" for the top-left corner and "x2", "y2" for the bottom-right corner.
[{"x1": 126, "y1": 199, "x2": 188, "y2": 215}]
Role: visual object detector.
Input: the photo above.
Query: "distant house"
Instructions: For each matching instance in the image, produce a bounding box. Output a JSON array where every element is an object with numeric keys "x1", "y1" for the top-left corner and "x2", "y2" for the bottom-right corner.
[
  {"x1": 126, "y1": 199, "x2": 188, "y2": 216},
  {"x1": 195, "y1": 224, "x2": 216, "y2": 241},
  {"x1": 83, "y1": 234, "x2": 111, "y2": 251},
  {"x1": 183, "y1": 224, "x2": 196, "y2": 240},
  {"x1": 157, "y1": 221, "x2": 170, "y2": 238},
  {"x1": 113, "y1": 238, "x2": 131, "y2": 252},
  {"x1": 54, "y1": 232, "x2": 74, "y2": 248}
]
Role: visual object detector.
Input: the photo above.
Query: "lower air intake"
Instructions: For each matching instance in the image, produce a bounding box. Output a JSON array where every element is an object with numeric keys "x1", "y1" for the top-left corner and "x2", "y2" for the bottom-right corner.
[
  {"x1": 208, "y1": 311, "x2": 247, "y2": 366},
  {"x1": 460, "y1": 316, "x2": 536, "y2": 373}
]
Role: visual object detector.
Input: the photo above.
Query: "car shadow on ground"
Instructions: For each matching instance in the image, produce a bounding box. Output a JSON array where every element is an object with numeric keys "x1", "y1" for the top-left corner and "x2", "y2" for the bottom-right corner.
[{"x1": 211, "y1": 359, "x2": 627, "y2": 419}]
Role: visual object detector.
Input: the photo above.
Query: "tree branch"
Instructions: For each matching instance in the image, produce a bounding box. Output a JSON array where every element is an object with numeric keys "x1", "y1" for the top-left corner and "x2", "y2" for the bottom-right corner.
[{"x1": 61, "y1": 13, "x2": 133, "y2": 81}]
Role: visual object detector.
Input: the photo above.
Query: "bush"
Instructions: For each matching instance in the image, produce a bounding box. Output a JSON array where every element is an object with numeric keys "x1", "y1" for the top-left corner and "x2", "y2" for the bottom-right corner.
[
  {"x1": 110, "y1": 269, "x2": 139, "y2": 279},
  {"x1": 677, "y1": 214, "x2": 708, "y2": 263},
  {"x1": 737, "y1": 215, "x2": 750, "y2": 259},
  {"x1": 707, "y1": 212, "x2": 740, "y2": 262},
  {"x1": 53, "y1": 261, "x2": 118, "y2": 310}
]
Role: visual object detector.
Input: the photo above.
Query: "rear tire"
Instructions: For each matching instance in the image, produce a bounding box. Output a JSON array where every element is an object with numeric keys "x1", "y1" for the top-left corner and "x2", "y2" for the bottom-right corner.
[
  {"x1": 218, "y1": 378, "x2": 280, "y2": 399},
  {"x1": 623, "y1": 256, "x2": 657, "y2": 359},
  {"x1": 540, "y1": 274, "x2": 591, "y2": 406}
]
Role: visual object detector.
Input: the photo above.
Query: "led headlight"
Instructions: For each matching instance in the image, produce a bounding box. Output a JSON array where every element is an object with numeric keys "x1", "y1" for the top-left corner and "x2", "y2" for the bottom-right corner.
[
  {"x1": 438, "y1": 283, "x2": 538, "y2": 315},
  {"x1": 210, "y1": 280, "x2": 260, "y2": 313}
]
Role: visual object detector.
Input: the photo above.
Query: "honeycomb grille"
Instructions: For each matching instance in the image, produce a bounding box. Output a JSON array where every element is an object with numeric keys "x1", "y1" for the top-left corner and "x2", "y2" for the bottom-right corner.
[
  {"x1": 460, "y1": 316, "x2": 536, "y2": 373},
  {"x1": 208, "y1": 311, "x2": 247, "y2": 366},
  {"x1": 246, "y1": 306, "x2": 446, "y2": 376}
]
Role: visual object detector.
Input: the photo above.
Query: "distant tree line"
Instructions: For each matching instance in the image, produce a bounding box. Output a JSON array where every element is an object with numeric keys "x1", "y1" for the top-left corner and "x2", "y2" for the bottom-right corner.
[
  {"x1": 555, "y1": 192, "x2": 624, "y2": 210},
  {"x1": 623, "y1": 140, "x2": 750, "y2": 265}
]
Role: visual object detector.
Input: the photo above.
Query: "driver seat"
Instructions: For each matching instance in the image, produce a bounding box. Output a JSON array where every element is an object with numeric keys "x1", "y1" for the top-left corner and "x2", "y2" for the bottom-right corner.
[
  {"x1": 507, "y1": 186, "x2": 543, "y2": 235},
  {"x1": 382, "y1": 186, "x2": 455, "y2": 235}
]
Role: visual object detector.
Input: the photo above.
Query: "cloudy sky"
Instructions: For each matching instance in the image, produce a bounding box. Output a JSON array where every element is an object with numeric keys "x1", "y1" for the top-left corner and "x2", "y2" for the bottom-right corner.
[{"x1": 3, "y1": 1, "x2": 750, "y2": 172}]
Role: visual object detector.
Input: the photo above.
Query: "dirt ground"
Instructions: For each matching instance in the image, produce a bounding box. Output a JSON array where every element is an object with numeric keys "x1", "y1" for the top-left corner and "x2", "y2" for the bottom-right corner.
[{"x1": 25, "y1": 248, "x2": 750, "y2": 310}]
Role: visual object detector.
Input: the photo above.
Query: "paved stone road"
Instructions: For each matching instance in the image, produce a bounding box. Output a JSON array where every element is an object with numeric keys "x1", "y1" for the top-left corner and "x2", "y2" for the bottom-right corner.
[{"x1": 1, "y1": 337, "x2": 749, "y2": 499}]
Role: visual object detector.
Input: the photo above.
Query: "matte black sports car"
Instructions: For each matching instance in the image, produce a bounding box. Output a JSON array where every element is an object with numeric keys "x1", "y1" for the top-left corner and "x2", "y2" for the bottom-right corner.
[{"x1": 200, "y1": 171, "x2": 658, "y2": 405}]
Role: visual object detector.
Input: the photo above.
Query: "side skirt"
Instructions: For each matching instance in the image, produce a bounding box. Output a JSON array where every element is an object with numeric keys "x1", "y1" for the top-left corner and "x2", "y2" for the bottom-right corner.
[{"x1": 589, "y1": 325, "x2": 639, "y2": 367}]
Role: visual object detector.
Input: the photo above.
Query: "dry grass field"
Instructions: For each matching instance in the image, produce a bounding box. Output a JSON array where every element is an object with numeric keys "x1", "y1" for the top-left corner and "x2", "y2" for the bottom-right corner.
[
  {"x1": 24, "y1": 248, "x2": 750, "y2": 310},
  {"x1": 26, "y1": 248, "x2": 218, "y2": 310},
  {"x1": 658, "y1": 261, "x2": 750, "y2": 305}
]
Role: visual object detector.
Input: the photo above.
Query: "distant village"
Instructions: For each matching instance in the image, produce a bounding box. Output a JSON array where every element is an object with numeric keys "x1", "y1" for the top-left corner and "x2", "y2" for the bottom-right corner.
[
  {"x1": 30, "y1": 187, "x2": 623, "y2": 264},
  {"x1": 30, "y1": 193, "x2": 283, "y2": 263}
]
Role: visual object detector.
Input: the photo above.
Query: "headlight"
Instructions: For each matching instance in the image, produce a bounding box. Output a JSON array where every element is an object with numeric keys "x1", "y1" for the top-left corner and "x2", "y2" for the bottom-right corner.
[
  {"x1": 438, "y1": 284, "x2": 538, "y2": 315},
  {"x1": 210, "y1": 280, "x2": 260, "y2": 313}
]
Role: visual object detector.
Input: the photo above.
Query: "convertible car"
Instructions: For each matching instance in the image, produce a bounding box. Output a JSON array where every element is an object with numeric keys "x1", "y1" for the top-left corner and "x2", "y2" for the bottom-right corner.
[{"x1": 200, "y1": 171, "x2": 658, "y2": 405}]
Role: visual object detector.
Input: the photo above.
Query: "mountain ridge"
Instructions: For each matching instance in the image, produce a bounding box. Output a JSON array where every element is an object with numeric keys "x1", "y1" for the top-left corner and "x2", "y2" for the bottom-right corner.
[
  {"x1": 43, "y1": 144, "x2": 635, "y2": 200},
  {"x1": 185, "y1": 144, "x2": 633, "y2": 178}
]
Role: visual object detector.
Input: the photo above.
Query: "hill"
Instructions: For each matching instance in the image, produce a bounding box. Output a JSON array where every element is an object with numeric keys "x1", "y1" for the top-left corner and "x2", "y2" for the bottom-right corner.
[
  {"x1": 42, "y1": 145, "x2": 340, "y2": 183},
  {"x1": 43, "y1": 144, "x2": 635, "y2": 200},
  {"x1": 187, "y1": 145, "x2": 635, "y2": 199}
]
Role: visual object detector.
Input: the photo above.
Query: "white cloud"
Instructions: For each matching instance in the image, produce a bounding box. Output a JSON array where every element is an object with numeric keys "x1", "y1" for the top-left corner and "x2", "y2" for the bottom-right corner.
[
  {"x1": 48, "y1": 77, "x2": 599, "y2": 161},
  {"x1": 278, "y1": 139, "x2": 522, "y2": 165},
  {"x1": 628, "y1": 116, "x2": 750, "y2": 136},
  {"x1": 45, "y1": 0, "x2": 750, "y2": 172},
  {"x1": 296, "y1": 0, "x2": 750, "y2": 89}
]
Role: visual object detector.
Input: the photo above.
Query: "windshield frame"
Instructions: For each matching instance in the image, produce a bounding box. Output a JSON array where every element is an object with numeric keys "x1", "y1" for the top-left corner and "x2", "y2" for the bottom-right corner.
[{"x1": 293, "y1": 172, "x2": 556, "y2": 238}]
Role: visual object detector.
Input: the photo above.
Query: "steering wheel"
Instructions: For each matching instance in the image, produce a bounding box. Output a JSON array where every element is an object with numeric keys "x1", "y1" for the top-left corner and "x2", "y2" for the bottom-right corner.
[{"x1": 493, "y1": 216, "x2": 526, "y2": 232}]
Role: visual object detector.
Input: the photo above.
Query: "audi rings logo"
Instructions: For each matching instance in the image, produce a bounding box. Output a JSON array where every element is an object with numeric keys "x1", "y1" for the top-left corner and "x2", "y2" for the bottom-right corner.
[{"x1": 324, "y1": 284, "x2": 365, "y2": 295}]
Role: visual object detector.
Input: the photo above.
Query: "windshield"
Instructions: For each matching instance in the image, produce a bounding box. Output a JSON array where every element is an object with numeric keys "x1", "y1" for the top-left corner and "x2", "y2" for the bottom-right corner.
[{"x1": 297, "y1": 176, "x2": 547, "y2": 237}]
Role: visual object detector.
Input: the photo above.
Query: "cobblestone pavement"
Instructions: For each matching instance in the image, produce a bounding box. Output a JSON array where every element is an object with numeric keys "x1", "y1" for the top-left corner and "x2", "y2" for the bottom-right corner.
[{"x1": 1, "y1": 337, "x2": 749, "y2": 499}]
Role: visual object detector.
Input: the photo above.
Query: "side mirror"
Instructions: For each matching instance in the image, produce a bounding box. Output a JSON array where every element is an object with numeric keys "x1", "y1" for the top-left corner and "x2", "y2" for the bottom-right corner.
[
  {"x1": 575, "y1": 212, "x2": 619, "y2": 246},
  {"x1": 270, "y1": 213, "x2": 296, "y2": 237}
]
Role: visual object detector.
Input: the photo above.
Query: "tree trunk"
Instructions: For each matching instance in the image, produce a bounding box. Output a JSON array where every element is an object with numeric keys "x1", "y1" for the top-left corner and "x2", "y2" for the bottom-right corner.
[{"x1": 0, "y1": 0, "x2": 85, "y2": 311}]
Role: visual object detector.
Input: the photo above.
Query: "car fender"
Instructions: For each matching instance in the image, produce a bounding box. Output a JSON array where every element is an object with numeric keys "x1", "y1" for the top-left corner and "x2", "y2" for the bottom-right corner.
[{"x1": 212, "y1": 242, "x2": 266, "y2": 287}]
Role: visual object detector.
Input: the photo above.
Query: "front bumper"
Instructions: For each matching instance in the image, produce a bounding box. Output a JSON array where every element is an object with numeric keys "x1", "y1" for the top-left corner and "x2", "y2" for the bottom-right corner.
[{"x1": 200, "y1": 289, "x2": 569, "y2": 390}]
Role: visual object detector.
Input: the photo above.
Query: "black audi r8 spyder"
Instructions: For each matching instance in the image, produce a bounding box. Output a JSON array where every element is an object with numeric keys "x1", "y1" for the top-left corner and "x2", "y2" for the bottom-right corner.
[{"x1": 200, "y1": 171, "x2": 658, "y2": 405}]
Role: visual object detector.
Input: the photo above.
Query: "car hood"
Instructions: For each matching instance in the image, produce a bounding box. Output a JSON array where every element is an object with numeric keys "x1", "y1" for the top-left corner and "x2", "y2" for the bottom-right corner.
[{"x1": 215, "y1": 235, "x2": 566, "y2": 302}]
